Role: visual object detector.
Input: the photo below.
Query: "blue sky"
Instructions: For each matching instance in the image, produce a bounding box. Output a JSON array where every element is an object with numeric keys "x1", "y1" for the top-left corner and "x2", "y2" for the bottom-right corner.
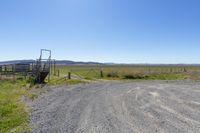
[{"x1": 0, "y1": 0, "x2": 200, "y2": 63}]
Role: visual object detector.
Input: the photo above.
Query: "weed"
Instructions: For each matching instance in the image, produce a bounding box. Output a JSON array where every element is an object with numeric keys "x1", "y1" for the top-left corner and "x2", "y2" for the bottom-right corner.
[
  {"x1": 106, "y1": 72, "x2": 119, "y2": 78},
  {"x1": 0, "y1": 80, "x2": 29, "y2": 132}
]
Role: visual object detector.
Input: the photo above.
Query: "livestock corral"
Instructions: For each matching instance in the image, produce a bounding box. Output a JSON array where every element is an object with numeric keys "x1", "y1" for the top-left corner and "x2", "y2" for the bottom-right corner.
[{"x1": 0, "y1": 49, "x2": 55, "y2": 83}]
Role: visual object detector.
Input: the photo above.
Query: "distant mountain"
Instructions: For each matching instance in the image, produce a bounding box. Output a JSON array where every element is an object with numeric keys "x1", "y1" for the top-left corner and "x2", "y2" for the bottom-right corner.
[
  {"x1": 0, "y1": 60, "x2": 102, "y2": 65},
  {"x1": 0, "y1": 60, "x2": 35, "y2": 65},
  {"x1": 55, "y1": 60, "x2": 102, "y2": 65},
  {"x1": 1, "y1": 60, "x2": 200, "y2": 66}
]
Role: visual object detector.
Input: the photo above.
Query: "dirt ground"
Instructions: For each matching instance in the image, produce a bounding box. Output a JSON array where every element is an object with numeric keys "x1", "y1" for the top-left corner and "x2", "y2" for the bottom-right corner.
[{"x1": 30, "y1": 80, "x2": 200, "y2": 133}]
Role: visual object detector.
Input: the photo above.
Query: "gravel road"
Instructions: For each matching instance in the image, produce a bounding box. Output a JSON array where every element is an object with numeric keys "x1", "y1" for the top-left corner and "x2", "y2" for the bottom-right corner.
[{"x1": 30, "y1": 80, "x2": 200, "y2": 133}]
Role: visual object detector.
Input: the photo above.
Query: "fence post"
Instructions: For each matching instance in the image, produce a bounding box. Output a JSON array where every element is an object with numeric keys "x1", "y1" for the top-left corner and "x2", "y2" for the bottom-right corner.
[
  {"x1": 68, "y1": 72, "x2": 71, "y2": 79},
  {"x1": 100, "y1": 70, "x2": 104, "y2": 78}
]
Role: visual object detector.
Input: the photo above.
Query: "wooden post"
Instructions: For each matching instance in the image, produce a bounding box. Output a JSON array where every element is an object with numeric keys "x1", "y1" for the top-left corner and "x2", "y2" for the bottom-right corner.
[
  {"x1": 68, "y1": 72, "x2": 71, "y2": 79},
  {"x1": 100, "y1": 70, "x2": 104, "y2": 78}
]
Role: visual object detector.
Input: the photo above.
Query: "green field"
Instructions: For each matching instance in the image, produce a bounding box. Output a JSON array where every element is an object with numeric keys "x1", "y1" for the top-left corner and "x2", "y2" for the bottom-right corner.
[{"x1": 54, "y1": 65, "x2": 200, "y2": 80}]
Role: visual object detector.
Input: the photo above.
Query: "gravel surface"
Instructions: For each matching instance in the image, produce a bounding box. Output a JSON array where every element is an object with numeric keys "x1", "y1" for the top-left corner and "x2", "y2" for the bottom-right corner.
[{"x1": 30, "y1": 80, "x2": 200, "y2": 133}]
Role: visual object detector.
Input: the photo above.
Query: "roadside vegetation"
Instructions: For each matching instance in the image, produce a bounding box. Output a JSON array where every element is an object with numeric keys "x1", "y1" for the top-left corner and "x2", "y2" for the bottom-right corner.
[
  {"x1": 0, "y1": 79, "x2": 29, "y2": 133},
  {"x1": 0, "y1": 75, "x2": 84, "y2": 132},
  {"x1": 49, "y1": 78, "x2": 83, "y2": 85}
]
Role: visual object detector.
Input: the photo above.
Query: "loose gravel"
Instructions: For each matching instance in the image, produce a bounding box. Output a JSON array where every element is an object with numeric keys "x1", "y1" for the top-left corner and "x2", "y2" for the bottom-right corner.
[{"x1": 30, "y1": 80, "x2": 200, "y2": 133}]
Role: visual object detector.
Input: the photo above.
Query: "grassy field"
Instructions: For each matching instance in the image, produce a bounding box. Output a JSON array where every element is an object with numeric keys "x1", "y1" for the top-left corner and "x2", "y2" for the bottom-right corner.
[
  {"x1": 0, "y1": 80, "x2": 29, "y2": 133},
  {"x1": 55, "y1": 65, "x2": 200, "y2": 80}
]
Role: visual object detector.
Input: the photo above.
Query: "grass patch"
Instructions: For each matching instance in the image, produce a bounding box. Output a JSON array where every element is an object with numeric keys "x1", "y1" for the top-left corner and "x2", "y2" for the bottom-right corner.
[
  {"x1": 106, "y1": 72, "x2": 119, "y2": 78},
  {"x1": 49, "y1": 77, "x2": 83, "y2": 85},
  {"x1": 0, "y1": 79, "x2": 30, "y2": 133},
  {"x1": 29, "y1": 93, "x2": 38, "y2": 101},
  {"x1": 123, "y1": 74, "x2": 147, "y2": 79},
  {"x1": 123, "y1": 73, "x2": 186, "y2": 80},
  {"x1": 145, "y1": 73, "x2": 186, "y2": 80}
]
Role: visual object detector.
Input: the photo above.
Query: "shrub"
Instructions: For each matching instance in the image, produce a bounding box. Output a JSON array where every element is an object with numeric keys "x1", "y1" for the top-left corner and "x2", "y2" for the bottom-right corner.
[
  {"x1": 123, "y1": 74, "x2": 148, "y2": 79},
  {"x1": 107, "y1": 72, "x2": 119, "y2": 78}
]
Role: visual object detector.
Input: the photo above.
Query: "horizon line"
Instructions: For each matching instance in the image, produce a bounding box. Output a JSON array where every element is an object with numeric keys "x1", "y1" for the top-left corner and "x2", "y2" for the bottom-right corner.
[{"x1": 1, "y1": 59, "x2": 200, "y2": 65}]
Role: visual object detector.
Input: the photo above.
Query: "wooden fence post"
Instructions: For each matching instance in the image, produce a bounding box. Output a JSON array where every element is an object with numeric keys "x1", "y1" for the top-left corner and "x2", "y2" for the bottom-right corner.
[
  {"x1": 100, "y1": 70, "x2": 104, "y2": 78},
  {"x1": 68, "y1": 72, "x2": 71, "y2": 79}
]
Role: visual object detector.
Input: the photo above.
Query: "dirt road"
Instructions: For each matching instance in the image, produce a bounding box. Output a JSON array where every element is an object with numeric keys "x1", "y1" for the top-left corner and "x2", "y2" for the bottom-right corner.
[{"x1": 30, "y1": 81, "x2": 200, "y2": 133}]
